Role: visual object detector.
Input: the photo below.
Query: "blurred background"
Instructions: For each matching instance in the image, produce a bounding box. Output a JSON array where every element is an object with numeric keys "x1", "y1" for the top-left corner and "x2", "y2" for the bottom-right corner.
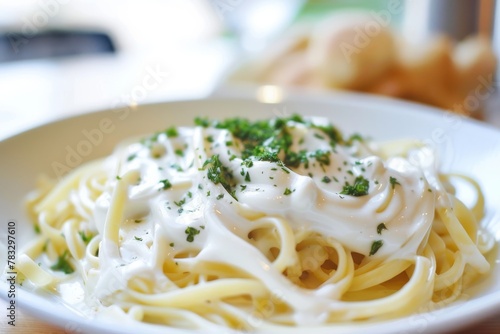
[{"x1": 0, "y1": 0, "x2": 499, "y2": 139}]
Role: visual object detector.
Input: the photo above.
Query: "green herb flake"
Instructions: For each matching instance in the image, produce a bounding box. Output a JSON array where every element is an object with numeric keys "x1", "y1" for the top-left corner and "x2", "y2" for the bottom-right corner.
[
  {"x1": 340, "y1": 176, "x2": 370, "y2": 196},
  {"x1": 203, "y1": 154, "x2": 237, "y2": 199},
  {"x1": 347, "y1": 133, "x2": 364, "y2": 144},
  {"x1": 174, "y1": 198, "x2": 186, "y2": 207},
  {"x1": 171, "y1": 163, "x2": 183, "y2": 172},
  {"x1": 321, "y1": 176, "x2": 331, "y2": 183},
  {"x1": 78, "y1": 231, "x2": 93, "y2": 244},
  {"x1": 134, "y1": 236, "x2": 143, "y2": 241},
  {"x1": 216, "y1": 194, "x2": 224, "y2": 200},
  {"x1": 194, "y1": 117, "x2": 210, "y2": 127},
  {"x1": 116, "y1": 175, "x2": 122, "y2": 180},
  {"x1": 50, "y1": 250, "x2": 74, "y2": 274},
  {"x1": 376, "y1": 223, "x2": 387, "y2": 235},
  {"x1": 390, "y1": 176, "x2": 400, "y2": 189},
  {"x1": 42, "y1": 239, "x2": 49, "y2": 252},
  {"x1": 159, "y1": 179, "x2": 172, "y2": 190},
  {"x1": 314, "y1": 133, "x2": 325, "y2": 140},
  {"x1": 185, "y1": 226, "x2": 201, "y2": 242},
  {"x1": 369, "y1": 240, "x2": 383, "y2": 256},
  {"x1": 283, "y1": 188, "x2": 293, "y2": 196},
  {"x1": 169, "y1": 242, "x2": 174, "y2": 247},
  {"x1": 165, "y1": 126, "x2": 178, "y2": 138}
]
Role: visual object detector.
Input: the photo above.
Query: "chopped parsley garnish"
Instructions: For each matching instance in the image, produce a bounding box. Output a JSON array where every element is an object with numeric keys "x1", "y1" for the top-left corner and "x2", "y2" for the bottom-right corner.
[
  {"x1": 34, "y1": 224, "x2": 41, "y2": 234},
  {"x1": 369, "y1": 240, "x2": 383, "y2": 256},
  {"x1": 116, "y1": 175, "x2": 121, "y2": 180},
  {"x1": 134, "y1": 219, "x2": 142, "y2": 223},
  {"x1": 159, "y1": 179, "x2": 172, "y2": 190},
  {"x1": 314, "y1": 133, "x2": 325, "y2": 140},
  {"x1": 377, "y1": 223, "x2": 387, "y2": 235},
  {"x1": 175, "y1": 148, "x2": 184, "y2": 157},
  {"x1": 171, "y1": 163, "x2": 183, "y2": 172},
  {"x1": 194, "y1": 117, "x2": 210, "y2": 127},
  {"x1": 174, "y1": 198, "x2": 186, "y2": 207},
  {"x1": 42, "y1": 239, "x2": 49, "y2": 252},
  {"x1": 50, "y1": 250, "x2": 74, "y2": 274},
  {"x1": 311, "y1": 150, "x2": 331, "y2": 166},
  {"x1": 134, "y1": 236, "x2": 143, "y2": 241},
  {"x1": 185, "y1": 227, "x2": 200, "y2": 242},
  {"x1": 390, "y1": 176, "x2": 400, "y2": 189},
  {"x1": 216, "y1": 194, "x2": 224, "y2": 200},
  {"x1": 169, "y1": 242, "x2": 174, "y2": 247},
  {"x1": 203, "y1": 154, "x2": 236, "y2": 198},
  {"x1": 340, "y1": 176, "x2": 370, "y2": 196},
  {"x1": 321, "y1": 176, "x2": 331, "y2": 183},
  {"x1": 346, "y1": 133, "x2": 364, "y2": 145},
  {"x1": 165, "y1": 126, "x2": 178, "y2": 138},
  {"x1": 127, "y1": 153, "x2": 137, "y2": 161},
  {"x1": 78, "y1": 231, "x2": 93, "y2": 244},
  {"x1": 207, "y1": 115, "x2": 342, "y2": 170},
  {"x1": 283, "y1": 188, "x2": 293, "y2": 196},
  {"x1": 242, "y1": 160, "x2": 254, "y2": 168}
]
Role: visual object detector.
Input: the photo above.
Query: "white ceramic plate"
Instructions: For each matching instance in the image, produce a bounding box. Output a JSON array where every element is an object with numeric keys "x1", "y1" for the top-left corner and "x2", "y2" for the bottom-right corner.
[{"x1": 1, "y1": 89, "x2": 500, "y2": 334}]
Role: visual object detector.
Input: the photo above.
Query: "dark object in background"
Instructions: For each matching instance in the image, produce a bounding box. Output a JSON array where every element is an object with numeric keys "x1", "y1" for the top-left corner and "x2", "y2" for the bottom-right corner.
[
  {"x1": 426, "y1": 0, "x2": 480, "y2": 40},
  {"x1": 0, "y1": 30, "x2": 116, "y2": 63}
]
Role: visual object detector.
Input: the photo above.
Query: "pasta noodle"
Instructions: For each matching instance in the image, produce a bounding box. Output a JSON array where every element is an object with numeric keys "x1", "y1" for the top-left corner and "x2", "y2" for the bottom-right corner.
[{"x1": 15, "y1": 115, "x2": 494, "y2": 331}]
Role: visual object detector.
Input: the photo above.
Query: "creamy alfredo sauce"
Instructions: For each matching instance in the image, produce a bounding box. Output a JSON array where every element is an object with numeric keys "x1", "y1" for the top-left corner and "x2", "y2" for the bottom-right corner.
[{"x1": 88, "y1": 115, "x2": 435, "y2": 323}]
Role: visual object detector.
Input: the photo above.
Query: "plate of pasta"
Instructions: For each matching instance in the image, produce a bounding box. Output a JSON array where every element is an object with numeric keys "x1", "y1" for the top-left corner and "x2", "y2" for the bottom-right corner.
[{"x1": 1, "y1": 89, "x2": 500, "y2": 334}]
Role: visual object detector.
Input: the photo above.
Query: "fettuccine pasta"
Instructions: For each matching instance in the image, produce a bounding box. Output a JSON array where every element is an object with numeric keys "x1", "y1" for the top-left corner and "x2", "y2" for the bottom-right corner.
[{"x1": 16, "y1": 115, "x2": 494, "y2": 331}]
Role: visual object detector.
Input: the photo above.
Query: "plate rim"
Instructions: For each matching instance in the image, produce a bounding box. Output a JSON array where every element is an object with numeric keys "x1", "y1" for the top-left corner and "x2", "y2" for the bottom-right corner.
[{"x1": 1, "y1": 89, "x2": 500, "y2": 334}]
